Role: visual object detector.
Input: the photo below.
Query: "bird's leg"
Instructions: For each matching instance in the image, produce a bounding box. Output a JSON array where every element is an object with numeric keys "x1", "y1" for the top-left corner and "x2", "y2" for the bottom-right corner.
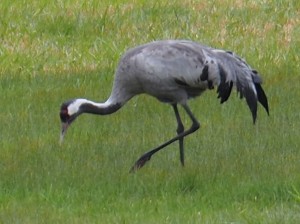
[
  {"x1": 172, "y1": 104, "x2": 185, "y2": 166},
  {"x1": 130, "y1": 104, "x2": 200, "y2": 172}
]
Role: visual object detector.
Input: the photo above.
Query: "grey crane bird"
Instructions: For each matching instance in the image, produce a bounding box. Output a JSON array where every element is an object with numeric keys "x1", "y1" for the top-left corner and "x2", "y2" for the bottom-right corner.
[{"x1": 59, "y1": 40, "x2": 269, "y2": 172}]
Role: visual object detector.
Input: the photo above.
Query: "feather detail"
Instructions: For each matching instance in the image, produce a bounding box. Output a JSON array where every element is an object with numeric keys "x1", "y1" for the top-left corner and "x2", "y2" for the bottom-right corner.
[{"x1": 200, "y1": 48, "x2": 269, "y2": 122}]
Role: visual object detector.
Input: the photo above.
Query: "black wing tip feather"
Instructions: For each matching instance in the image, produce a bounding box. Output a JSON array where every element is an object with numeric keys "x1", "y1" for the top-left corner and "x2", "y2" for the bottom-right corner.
[
  {"x1": 250, "y1": 83, "x2": 269, "y2": 124},
  {"x1": 255, "y1": 83, "x2": 269, "y2": 116},
  {"x1": 217, "y1": 81, "x2": 233, "y2": 104},
  {"x1": 251, "y1": 71, "x2": 269, "y2": 116},
  {"x1": 245, "y1": 90, "x2": 258, "y2": 124},
  {"x1": 217, "y1": 64, "x2": 233, "y2": 104}
]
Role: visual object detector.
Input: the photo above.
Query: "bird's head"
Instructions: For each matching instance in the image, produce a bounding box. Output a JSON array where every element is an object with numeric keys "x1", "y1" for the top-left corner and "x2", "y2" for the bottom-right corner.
[{"x1": 59, "y1": 99, "x2": 85, "y2": 143}]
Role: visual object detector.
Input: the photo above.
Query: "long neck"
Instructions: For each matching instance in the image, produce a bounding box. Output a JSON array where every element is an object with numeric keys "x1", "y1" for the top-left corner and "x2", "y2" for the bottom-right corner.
[{"x1": 79, "y1": 99, "x2": 122, "y2": 115}]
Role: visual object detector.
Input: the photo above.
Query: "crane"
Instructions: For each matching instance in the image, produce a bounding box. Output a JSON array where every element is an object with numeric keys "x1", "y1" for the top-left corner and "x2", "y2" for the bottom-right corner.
[{"x1": 59, "y1": 40, "x2": 269, "y2": 172}]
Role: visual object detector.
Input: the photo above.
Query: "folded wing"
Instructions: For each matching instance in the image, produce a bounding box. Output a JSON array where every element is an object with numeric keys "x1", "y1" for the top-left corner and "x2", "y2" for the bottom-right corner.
[{"x1": 199, "y1": 48, "x2": 269, "y2": 123}]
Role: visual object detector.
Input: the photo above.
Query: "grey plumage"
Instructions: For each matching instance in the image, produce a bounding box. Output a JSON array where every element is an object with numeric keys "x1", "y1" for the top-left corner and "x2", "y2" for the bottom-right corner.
[{"x1": 59, "y1": 40, "x2": 269, "y2": 171}]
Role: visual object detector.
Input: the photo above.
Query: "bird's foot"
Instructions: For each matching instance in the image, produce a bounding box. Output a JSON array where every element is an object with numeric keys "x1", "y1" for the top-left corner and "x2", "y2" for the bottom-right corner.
[{"x1": 130, "y1": 153, "x2": 152, "y2": 173}]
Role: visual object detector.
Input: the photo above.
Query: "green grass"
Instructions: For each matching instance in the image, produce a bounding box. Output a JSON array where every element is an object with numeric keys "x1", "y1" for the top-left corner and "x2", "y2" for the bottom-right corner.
[{"x1": 1, "y1": 0, "x2": 300, "y2": 223}]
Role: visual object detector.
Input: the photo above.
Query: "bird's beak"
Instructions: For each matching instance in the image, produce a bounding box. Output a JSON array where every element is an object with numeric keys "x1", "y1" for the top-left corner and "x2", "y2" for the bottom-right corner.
[{"x1": 60, "y1": 122, "x2": 69, "y2": 144}]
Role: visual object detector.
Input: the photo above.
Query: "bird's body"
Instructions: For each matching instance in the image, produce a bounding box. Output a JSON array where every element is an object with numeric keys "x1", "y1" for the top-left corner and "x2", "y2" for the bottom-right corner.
[
  {"x1": 60, "y1": 40, "x2": 269, "y2": 171},
  {"x1": 112, "y1": 40, "x2": 208, "y2": 104}
]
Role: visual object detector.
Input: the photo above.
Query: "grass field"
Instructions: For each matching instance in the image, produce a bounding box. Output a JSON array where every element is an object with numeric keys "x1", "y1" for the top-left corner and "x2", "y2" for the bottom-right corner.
[{"x1": 1, "y1": 0, "x2": 300, "y2": 223}]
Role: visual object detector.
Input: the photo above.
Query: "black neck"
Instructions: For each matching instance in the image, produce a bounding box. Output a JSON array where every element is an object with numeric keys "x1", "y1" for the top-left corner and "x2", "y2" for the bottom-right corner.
[{"x1": 80, "y1": 102, "x2": 122, "y2": 115}]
